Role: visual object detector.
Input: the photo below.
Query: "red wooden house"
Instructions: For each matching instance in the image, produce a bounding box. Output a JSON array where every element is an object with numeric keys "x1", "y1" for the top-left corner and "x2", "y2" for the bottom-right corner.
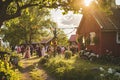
[
  {"x1": 76, "y1": 7, "x2": 120, "y2": 56},
  {"x1": 69, "y1": 35, "x2": 77, "y2": 45}
]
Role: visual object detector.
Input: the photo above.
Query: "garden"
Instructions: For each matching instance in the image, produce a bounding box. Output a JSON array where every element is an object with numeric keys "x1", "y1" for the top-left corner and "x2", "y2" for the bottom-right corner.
[
  {"x1": 0, "y1": 45, "x2": 120, "y2": 80},
  {"x1": 39, "y1": 50, "x2": 120, "y2": 80},
  {"x1": 0, "y1": 0, "x2": 120, "y2": 80}
]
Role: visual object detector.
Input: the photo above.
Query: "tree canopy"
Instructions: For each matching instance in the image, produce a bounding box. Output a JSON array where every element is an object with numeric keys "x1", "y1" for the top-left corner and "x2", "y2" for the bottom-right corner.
[
  {"x1": 1, "y1": 7, "x2": 56, "y2": 46},
  {"x1": 0, "y1": 0, "x2": 115, "y2": 27}
]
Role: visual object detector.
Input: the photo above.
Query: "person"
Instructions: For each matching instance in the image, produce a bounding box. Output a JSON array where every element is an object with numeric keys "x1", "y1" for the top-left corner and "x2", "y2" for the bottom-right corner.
[
  {"x1": 24, "y1": 46, "x2": 31, "y2": 58},
  {"x1": 16, "y1": 45, "x2": 21, "y2": 53},
  {"x1": 36, "y1": 45, "x2": 42, "y2": 57},
  {"x1": 11, "y1": 46, "x2": 15, "y2": 52},
  {"x1": 57, "y1": 46, "x2": 61, "y2": 55},
  {"x1": 61, "y1": 46, "x2": 65, "y2": 54},
  {"x1": 41, "y1": 46, "x2": 46, "y2": 56},
  {"x1": 30, "y1": 45, "x2": 34, "y2": 56},
  {"x1": 21, "y1": 45, "x2": 25, "y2": 56},
  {"x1": 47, "y1": 45, "x2": 53, "y2": 57}
]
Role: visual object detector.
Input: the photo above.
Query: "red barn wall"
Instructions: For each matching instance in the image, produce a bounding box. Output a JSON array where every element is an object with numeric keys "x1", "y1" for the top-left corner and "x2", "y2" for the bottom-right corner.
[
  {"x1": 77, "y1": 13, "x2": 120, "y2": 56},
  {"x1": 101, "y1": 32, "x2": 120, "y2": 56},
  {"x1": 77, "y1": 14, "x2": 102, "y2": 54}
]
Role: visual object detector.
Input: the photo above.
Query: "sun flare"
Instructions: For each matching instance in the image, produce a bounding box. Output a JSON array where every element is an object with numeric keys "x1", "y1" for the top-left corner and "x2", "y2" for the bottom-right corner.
[{"x1": 84, "y1": 0, "x2": 93, "y2": 6}]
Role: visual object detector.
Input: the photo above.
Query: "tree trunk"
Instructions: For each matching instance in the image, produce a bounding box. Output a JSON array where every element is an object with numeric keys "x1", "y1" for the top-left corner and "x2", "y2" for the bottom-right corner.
[{"x1": 29, "y1": 28, "x2": 32, "y2": 45}]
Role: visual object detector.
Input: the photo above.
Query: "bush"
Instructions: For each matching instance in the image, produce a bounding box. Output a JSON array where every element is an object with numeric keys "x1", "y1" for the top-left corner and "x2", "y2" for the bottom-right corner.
[
  {"x1": 0, "y1": 60, "x2": 20, "y2": 80},
  {"x1": 39, "y1": 56, "x2": 49, "y2": 65},
  {"x1": 10, "y1": 52, "x2": 21, "y2": 66},
  {"x1": 40, "y1": 54, "x2": 120, "y2": 80},
  {"x1": 64, "y1": 50, "x2": 72, "y2": 59},
  {"x1": 44, "y1": 58, "x2": 99, "y2": 80},
  {"x1": 0, "y1": 46, "x2": 21, "y2": 80},
  {"x1": 41, "y1": 56, "x2": 75, "y2": 80},
  {"x1": 79, "y1": 50, "x2": 99, "y2": 61}
]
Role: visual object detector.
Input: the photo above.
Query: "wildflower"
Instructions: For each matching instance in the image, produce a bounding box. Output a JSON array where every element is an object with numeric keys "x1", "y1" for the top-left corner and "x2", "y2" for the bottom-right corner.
[
  {"x1": 96, "y1": 54, "x2": 99, "y2": 58},
  {"x1": 89, "y1": 53, "x2": 97, "y2": 58},
  {"x1": 84, "y1": 52, "x2": 90, "y2": 56},
  {"x1": 91, "y1": 53, "x2": 96, "y2": 56},
  {"x1": 100, "y1": 74, "x2": 104, "y2": 77},
  {"x1": 108, "y1": 68, "x2": 113, "y2": 74},
  {"x1": 99, "y1": 67, "x2": 105, "y2": 71},
  {"x1": 114, "y1": 72, "x2": 120, "y2": 77}
]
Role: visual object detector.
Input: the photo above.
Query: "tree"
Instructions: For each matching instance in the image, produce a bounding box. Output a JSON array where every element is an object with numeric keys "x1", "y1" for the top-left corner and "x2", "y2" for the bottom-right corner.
[
  {"x1": 0, "y1": 0, "x2": 66, "y2": 27},
  {"x1": 0, "y1": 0, "x2": 115, "y2": 27},
  {"x1": 56, "y1": 29, "x2": 68, "y2": 46},
  {"x1": 1, "y1": 7, "x2": 56, "y2": 46}
]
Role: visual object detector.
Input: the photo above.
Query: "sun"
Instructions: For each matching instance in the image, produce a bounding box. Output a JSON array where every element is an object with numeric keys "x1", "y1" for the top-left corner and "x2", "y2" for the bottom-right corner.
[{"x1": 84, "y1": 0, "x2": 93, "y2": 6}]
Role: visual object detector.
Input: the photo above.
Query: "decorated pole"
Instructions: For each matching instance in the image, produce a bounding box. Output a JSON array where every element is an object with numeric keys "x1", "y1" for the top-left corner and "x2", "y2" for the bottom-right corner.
[{"x1": 53, "y1": 28, "x2": 57, "y2": 57}]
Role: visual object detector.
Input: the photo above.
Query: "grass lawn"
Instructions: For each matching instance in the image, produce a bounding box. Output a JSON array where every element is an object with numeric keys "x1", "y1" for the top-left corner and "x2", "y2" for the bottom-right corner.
[{"x1": 39, "y1": 54, "x2": 120, "y2": 80}]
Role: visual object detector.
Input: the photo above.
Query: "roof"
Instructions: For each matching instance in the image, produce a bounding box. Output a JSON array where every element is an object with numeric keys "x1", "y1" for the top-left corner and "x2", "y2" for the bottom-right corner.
[
  {"x1": 69, "y1": 35, "x2": 76, "y2": 42},
  {"x1": 78, "y1": 7, "x2": 120, "y2": 32},
  {"x1": 109, "y1": 9, "x2": 120, "y2": 30},
  {"x1": 40, "y1": 37, "x2": 54, "y2": 44},
  {"x1": 91, "y1": 8, "x2": 120, "y2": 31}
]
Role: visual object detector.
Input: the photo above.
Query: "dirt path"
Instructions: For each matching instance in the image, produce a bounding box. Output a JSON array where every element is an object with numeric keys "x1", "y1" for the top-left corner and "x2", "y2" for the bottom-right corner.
[{"x1": 19, "y1": 56, "x2": 54, "y2": 80}]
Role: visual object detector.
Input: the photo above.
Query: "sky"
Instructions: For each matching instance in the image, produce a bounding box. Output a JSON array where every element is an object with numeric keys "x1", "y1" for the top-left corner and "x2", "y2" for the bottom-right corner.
[
  {"x1": 50, "y1": 9, "x2": 82, "y2": 38},
  {"x1": 50, "y1": 0, "x2": 120, "y2": 38},
  {"x1": 116, "y1": 0, "x2": 120, "y2": 5}
]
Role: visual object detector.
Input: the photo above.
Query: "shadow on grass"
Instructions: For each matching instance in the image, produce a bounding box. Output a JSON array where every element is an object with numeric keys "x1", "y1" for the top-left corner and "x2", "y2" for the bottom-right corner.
[
  {"x1": 18, "y1": 62, "x2": 38, "y2": 73},
  {"x1": 21, "y1": 56, "x2": 40, "y2": 60},
  {"x1": 27, "y1": 57, "x2": 40, "y2": 60}
]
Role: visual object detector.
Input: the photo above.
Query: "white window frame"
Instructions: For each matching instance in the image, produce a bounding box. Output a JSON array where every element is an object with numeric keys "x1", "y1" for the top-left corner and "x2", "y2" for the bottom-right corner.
[{"x1": 116, "y1": 32, "x2": 120, "y2": 44}]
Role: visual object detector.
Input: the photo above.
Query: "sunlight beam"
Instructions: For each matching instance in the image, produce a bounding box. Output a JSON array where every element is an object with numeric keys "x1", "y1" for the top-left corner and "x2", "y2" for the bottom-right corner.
[{"x1": 84, "y1": 0, "x2": 93, "y2": 6}]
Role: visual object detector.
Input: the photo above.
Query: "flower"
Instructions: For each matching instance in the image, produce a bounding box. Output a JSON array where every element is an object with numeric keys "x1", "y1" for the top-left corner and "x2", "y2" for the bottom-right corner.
[
  {"x1": 89, "y1": 53, "x2": 96, "y2": 57},
  {"x1": 100, "y1": 74, "x2": 104, "y2": 77},
  {"x1": 99, "y1": 67, "x2": 105, "y2": 71},
  {"x1": 114, "y1": 72, "x2": 120, "y2": 77},
  {"x1": 84, "y1": 52, "x2": 90, "y2": 56},
  {"x1": 96, "y1": 54, "x2": 99, "y2": 58},
  {"x1": 108, "y1": 68, "x2": 113, "y2": 74}
]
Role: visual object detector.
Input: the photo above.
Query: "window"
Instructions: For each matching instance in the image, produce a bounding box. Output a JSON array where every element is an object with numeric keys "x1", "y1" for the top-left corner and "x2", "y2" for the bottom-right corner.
[
  {"x1": 116, "y1": 32, "x2": 120, "y2": 44},
  {"x1": 90, "y1": 32, "x2": 96, "y2": 45}
]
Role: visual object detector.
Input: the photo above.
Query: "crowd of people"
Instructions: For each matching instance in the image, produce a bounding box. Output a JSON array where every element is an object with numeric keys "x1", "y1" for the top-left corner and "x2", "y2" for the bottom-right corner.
[{"x1": 11, "y1": 44, "x2": 78, "y2": 58}]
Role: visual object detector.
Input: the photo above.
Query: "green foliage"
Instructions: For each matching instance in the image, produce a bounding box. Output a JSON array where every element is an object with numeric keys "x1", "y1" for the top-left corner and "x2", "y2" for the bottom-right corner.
[
  {"x1": 0, "y1": 60, "x2": 20, "y2": 80},
  {"x1": 10, "y1": 52, "x2": 21, "y2": 66},
  {"x1": 56, "y1": 29, "x2": 68, "y2": 46},
  {"x1": 30, "y1": 69, "x2": 45, "y2": 80},
  {"x1": 39, "y1": 55, "x2": 120, "y2": 80},
  {"x1": 43, "y1": 57, "x2": 74, "y2": 80},
  {"x1": 0, "y1": 47, "x2": 21, "y2": 80},
  {"x1": 64, "y1": 50, "x2": 72, "y2": 59},
  {"x1": 39, "y1": 56, "x2": 49, "y2": 65},
  {"x1": 0, "y1": 46, "x2": 11, "y2": 52},
  {"x1": 96, "y1": 53, "x2": 120, "y2": 65},
  {"x1": 0, "y1": 0, "x2": 114, "y2": 28},
  {"x1": 2, "y1": 7, "x2": 56, "y2": 45},
  {"x1": 97, "y1": 0, "x2": 113, "y2": 15},
  {"x1": 0, "y1": 46, "x2": 11, "y2": 61}
]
